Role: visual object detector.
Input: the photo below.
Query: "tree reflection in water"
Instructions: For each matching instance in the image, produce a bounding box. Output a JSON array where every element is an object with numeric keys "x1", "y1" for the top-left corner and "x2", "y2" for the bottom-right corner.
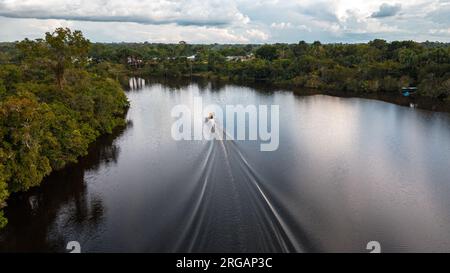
[{"x1": 0, "y1": 121, "x2": 131, "y2": 252}]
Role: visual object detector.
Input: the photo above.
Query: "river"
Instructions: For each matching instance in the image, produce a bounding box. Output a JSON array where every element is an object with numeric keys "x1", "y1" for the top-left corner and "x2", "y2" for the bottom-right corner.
[{"x1": 1, "y1": 78, "x2": 450, "y2": 252}]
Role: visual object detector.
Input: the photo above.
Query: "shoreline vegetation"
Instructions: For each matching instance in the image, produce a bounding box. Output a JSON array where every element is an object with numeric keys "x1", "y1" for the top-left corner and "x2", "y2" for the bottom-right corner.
[
  {"x1": 139, "y1": 74, "x2": 450, "y2": 113},
  {"x1": 0, "y1": 28, "x2": 449, "y2": 229},
  {"x1": 0, "y1": 28, "x2": 129, "y2": 228},
  {"x1": 95, "y1": 39, "x2": 449, "y2": 111}
]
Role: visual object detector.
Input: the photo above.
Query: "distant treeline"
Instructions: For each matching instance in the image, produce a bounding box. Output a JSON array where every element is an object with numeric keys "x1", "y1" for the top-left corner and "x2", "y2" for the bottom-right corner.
[
  {"x1": 0, "y1": 29, "x2": 129, "y2": 228},
  {"x1": 2, "y1": 40, "x2": 449, "y2": 99},
  {"x1": 78, "y1": 40, "x2": 448, "y2": 99}
]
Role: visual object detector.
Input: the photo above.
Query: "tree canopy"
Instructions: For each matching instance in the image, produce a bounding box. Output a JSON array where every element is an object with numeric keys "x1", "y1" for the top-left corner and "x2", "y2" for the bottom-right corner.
[
  {"x1": 17, "y1": 28, "x2": 90, "y2": 90},
  {"x1": 88, "y1": 40, "x2": 449, "y2": 99},
  {"x1": 0, "y1": 29, "x2": 128, "y2": 228}
]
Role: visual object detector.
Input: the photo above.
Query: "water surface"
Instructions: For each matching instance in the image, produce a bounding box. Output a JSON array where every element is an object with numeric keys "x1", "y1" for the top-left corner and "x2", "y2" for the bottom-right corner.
[{"x1": 1, "y1": 78, "x2": 450, "y2": 252}]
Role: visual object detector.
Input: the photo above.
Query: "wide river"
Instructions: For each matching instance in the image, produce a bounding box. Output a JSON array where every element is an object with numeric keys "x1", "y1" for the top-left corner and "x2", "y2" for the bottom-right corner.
[{"x1": 1, "y1": 78, "x2": 450, "y2": 252}]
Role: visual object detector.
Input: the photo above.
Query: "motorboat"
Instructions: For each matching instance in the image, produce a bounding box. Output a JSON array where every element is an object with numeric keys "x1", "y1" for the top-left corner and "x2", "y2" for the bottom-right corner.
[{"x1": 205, "y1": 112, "x2": 216, "y2": 133}]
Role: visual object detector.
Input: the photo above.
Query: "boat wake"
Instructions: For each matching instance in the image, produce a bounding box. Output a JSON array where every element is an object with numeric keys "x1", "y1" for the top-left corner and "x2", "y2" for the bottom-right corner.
[{"x1": 173, "y1": 121, "x2": 309, "y2": 252}]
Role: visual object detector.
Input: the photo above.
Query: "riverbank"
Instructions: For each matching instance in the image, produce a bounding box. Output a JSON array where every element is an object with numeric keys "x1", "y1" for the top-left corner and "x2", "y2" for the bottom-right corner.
[
  {"x1": 129, "y1": 72, "x2": 450, "y2": 114},
  {"x1": 0, "y1": 79, "x2": 129, "y2": 229}
]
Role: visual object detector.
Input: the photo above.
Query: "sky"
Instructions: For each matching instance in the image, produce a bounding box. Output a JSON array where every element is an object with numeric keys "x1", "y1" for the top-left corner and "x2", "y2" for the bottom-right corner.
[{"x1": 0, "y1": 0, "x2": 449, "y2": 44}]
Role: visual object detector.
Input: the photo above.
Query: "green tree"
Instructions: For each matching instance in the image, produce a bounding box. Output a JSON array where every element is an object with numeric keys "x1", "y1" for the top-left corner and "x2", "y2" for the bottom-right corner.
[
  {"x1": 0, "y1": 64, "x2": 22, "y2": 92},
  {"x1": 0, "y1": 28, "x2": 128, "y2": 229},
  {"x1": 255, "y1": 45, "x2": 278, "y2": 61},
  {"x1": 17, "y1": 27, "x2": 90, "y2": 90},
  {"x1": 0, "y1": 155, "x2": 9, "y2": 229},
  {"x1": 0, "y1": 93, "x2": 53, "y2": 192}
]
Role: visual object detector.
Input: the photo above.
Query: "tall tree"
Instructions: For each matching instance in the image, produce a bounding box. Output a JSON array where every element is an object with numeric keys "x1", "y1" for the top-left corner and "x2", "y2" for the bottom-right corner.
[
  {"x1": 255, "y1": 45, "x2": 278, "y2": 61},
  {"x1": 17, "y1": 27, "x2": 90, "y2": 90}
]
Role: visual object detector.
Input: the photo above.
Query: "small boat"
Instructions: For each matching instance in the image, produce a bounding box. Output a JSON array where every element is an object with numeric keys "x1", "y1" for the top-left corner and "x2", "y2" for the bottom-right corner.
[
  {"x1": 205, "y1": 112, "x2": 214, "y2": 122},
  {"x1": 401, "y1": 87, "x2": 417, "y2": 97},
  {"x1": 205, "y1": 112, "x2": 216, "y2": 133}
]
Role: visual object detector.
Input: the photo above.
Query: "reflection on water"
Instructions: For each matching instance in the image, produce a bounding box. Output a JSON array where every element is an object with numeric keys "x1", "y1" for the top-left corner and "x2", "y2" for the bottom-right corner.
[
  {"x1": 129, "y1": 77, "x2": 146, "y2": 91},
  {"x1": 1, "y1": 78, "x2": 450, "y2": 252},
  {"x1": 0, "y1": 124, "x2": 129, "y2": 252}
]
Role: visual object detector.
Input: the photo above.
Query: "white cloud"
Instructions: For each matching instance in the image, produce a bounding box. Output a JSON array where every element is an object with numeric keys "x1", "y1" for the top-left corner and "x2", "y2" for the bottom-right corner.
[
  {"x1": 430, "y1": 28, "x2": 450, "y2": 34},
  {"x1": 0, "y1": 0, "x2": 449, "y2": 43},
  {"x1": 271, "y1": 22, "x2": 311, "y2": 32},
  {"x1": 271, "y1": 22, "x2": 293, "y2": 29},
  {"x1": 245, "y1": 29, "x2": 269, "y2": 41},
  {"x1": 0, "y1": 0, "x2": 249, "y2": 26}
]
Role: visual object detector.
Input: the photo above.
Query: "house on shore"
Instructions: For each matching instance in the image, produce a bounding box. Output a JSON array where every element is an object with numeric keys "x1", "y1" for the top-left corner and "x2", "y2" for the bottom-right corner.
[{"x1": 127, "y1": 56, "x2": 144, "y2": 67}]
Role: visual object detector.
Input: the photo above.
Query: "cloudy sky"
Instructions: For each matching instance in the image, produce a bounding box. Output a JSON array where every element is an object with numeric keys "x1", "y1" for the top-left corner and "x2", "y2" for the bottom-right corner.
[{"x1": 0, "y1": 0, "x2": 449, "y2": 43}]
